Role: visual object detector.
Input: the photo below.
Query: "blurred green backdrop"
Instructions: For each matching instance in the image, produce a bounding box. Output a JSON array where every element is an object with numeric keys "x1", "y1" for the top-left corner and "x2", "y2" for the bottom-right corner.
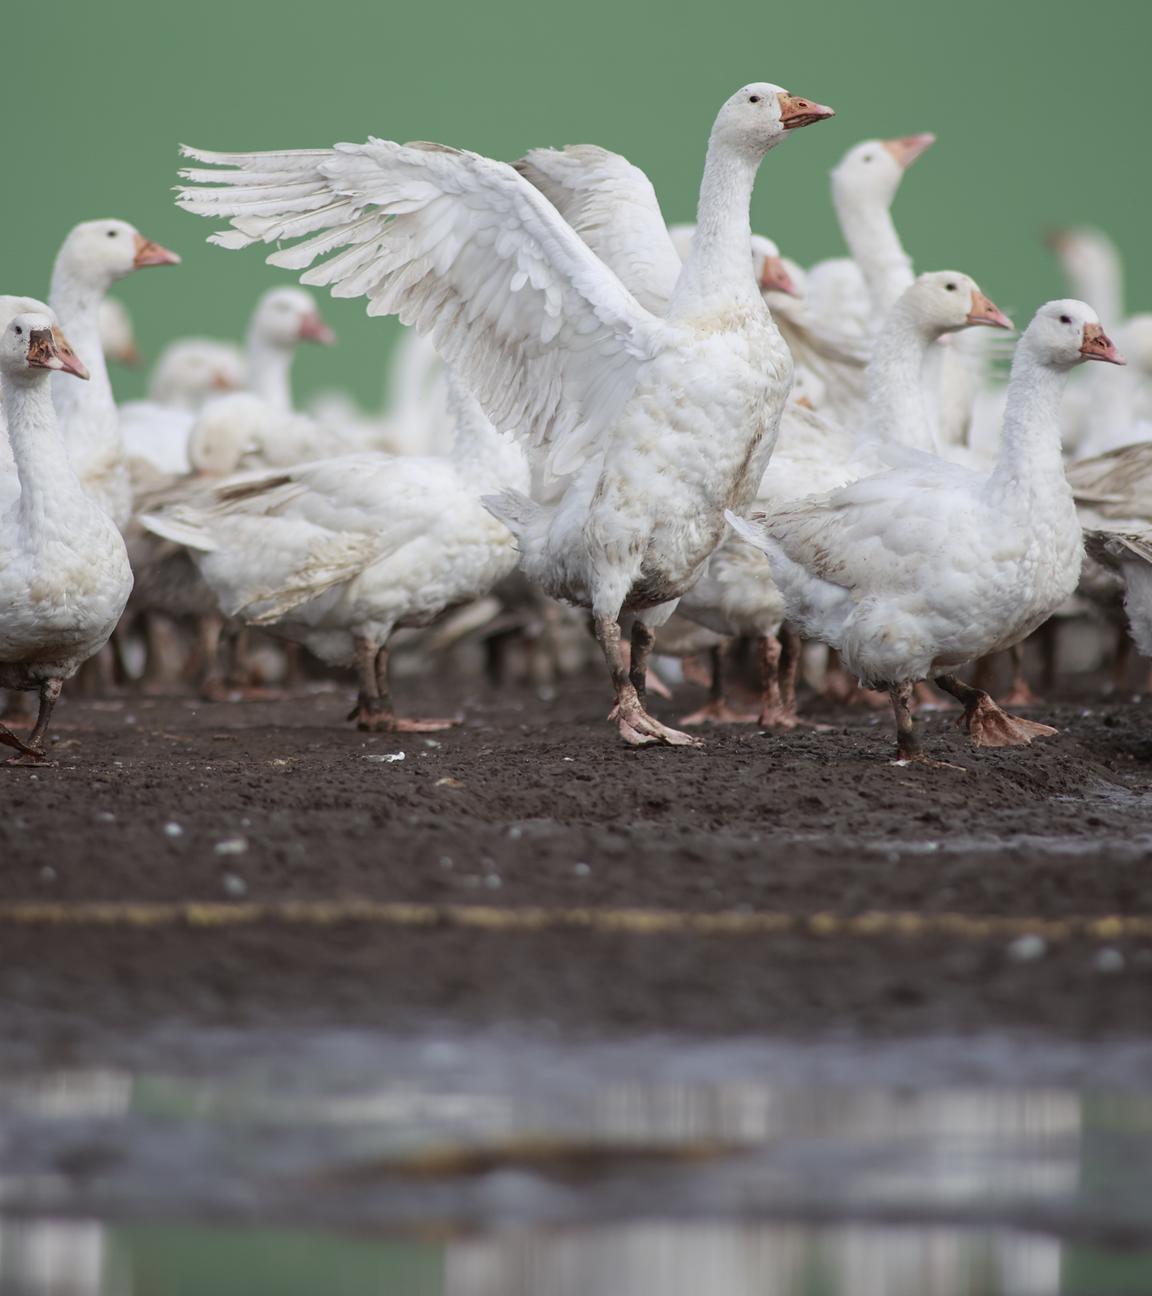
[{"x1": 6, "y1": 0, "x2": 1149, "y2": 410}]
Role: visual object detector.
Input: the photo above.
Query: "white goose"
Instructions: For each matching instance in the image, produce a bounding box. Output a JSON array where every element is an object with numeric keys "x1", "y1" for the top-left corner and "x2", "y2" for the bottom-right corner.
[
  {"x1": 677, "y1": 271, "x2": 1013, "y2": 726},
  {"x1": 141, "y1": 375, "x2": 529, "y2": 729},
  {"x1": 727, "y1": 302, "x2": 1123, "y2": 762},
  {"x1": 46, "y1": 220, "x2": 180, "y2": 528},
  {"x1": 176, "y1": 81, "x2": 836, "y2": 748},
  {"x1": 0, "y1": 313, "x2": 133, "y2": 764},
  {"x1": 121, "y1": 288, "x2": 331, "y2": 481},
  {"x1": 99, "y1": 297, "x2": 140, "y2": 367}
]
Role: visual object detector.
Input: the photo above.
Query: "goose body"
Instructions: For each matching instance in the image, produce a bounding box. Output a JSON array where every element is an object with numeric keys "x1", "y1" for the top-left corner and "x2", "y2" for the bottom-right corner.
[
  {"x1": 176, "y1": 81, "x2": 836, "y2": 746},
  {"x1": 728, "y1": 301, "x2": 1122, "y2": 760},
  {"x1": 141, "y1": 376, "x2": 529, "y2": 728},
  {"x1": 0, "y1": 313, "x2": 133, "y2": 762}
]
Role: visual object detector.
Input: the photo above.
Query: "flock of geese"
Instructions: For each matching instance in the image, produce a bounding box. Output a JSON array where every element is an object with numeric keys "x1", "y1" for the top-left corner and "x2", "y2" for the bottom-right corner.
[{"x1": 3, "y1": 81, "x2": 1152, "y2": 768}]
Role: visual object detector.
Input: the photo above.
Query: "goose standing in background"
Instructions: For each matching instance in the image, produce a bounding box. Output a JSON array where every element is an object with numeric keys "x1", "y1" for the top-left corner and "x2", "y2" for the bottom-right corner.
[
  {"x1": 727, "y1": 302, "x2": 1124, "y2": 763},
  {"x1": 0, "y1": 313, "x2": 133, "y2": 764},
  {"x1": 141, "y1": 376, "x2": 529, "y2": 730},
  {"x1": 176, "y1": 82, "x2": 836, "y2": 748},
  {"x1": 44, "y1": 220, "x2": 180, "y2": 528},
  {"x1": 99, "y1": 297, "x2": 140, "y2": 367}
]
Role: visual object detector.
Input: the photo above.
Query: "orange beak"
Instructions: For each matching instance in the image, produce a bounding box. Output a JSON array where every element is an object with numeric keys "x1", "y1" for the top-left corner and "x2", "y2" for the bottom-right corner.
[
  {"x1": 133, "y1": 234, "x2": 182, "y2": 269},
  {"x1": 966, "y1": 290, "x2": 1014, "y2": 331},
  {"x1": 27, "y1": 327, "x2": 90, "y2": 380},
  {"x1": 759, "y1": 255, "x2": 800, "y2": 298},
  {"x1": 118, "y1": 342, "x2": 142, "y2": 367},
  {"x1": 881, "y1": 133, "x2": 936, "y2": 170},
  {"x1": 1080, "y1": 322, "x2": 1126, "y2": 365},
  {"x1": 298, "y1": 311, "x2": 335, "y2": 345},
  {"x1": 777, "y1": 93, "x2": 836, "y2": 131}
]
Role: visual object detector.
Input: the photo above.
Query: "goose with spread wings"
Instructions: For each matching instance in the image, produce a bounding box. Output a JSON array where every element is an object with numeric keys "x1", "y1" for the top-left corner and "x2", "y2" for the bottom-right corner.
[{"x1": 176, "y1": 81, "x2": 834, "y2": 747}]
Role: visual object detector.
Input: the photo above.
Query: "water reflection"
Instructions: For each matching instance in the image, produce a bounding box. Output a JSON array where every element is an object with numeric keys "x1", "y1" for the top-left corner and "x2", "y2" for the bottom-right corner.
[{"x1": 0, "y1": 1049, "x2": 1150, "y2": 1294}]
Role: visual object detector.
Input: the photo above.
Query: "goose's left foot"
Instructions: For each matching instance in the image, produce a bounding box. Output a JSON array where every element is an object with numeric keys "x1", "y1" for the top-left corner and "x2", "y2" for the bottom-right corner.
[
  {"x1": 0, "y1": 722, "x2": 47, "y2": 765},
  {"x1": 347, "y1": 695, "x2": 458, "y2": 733},
  {"x1": 610, "y1": 698, "x2": 701, "y2": 748},
  {"x1": 961, "y1": 695, "x2": 1057, "y2": 748}
]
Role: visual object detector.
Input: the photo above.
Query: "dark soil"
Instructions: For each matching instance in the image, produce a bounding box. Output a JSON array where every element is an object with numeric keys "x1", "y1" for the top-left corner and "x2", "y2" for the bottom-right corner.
[{"x1": 3, "y1": 676, "x2": 1152, "y2": 1056}]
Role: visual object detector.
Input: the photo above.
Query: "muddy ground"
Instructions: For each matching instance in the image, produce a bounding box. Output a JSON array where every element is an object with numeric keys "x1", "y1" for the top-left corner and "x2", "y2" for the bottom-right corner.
[{"x1": 2, "y1": 672, "x2": 1152, "y2": 1060}]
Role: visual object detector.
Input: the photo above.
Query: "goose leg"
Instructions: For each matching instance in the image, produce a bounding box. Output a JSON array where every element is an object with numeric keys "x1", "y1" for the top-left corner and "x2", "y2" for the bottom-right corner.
[
  {"x1": 347, "y1": 635, "x2": 458, "y2": 732},
  {"x1": 679, "y1": 644, "x2": 757, "y2": 725},
  {"x1": 757, "y1": 633, "x2": 801, "y2": 729},
  {"x1": 598, "y1": 615, "x2": 700, "y2": 748},
  {"x1": 2, "y1": 679, "x2": 61, "y2": 766},
  {"x1": 934, "y1": 672, "x2": 1057, "y2": 748},
  {"x1": 890, "y1": 682, "x2": 919, "y2": 762},
  {"x1": 197, "y1": 614, "x2": 228, "y2": 701},
  {"x1": 1000, "y1": 642, "x2": 1041, "y2": 707}
]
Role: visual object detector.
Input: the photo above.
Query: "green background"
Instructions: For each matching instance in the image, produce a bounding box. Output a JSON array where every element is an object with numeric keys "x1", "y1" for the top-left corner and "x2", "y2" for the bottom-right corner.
[{"x1": 6, "y1": 0, "x2": 1148, "y2": 410}]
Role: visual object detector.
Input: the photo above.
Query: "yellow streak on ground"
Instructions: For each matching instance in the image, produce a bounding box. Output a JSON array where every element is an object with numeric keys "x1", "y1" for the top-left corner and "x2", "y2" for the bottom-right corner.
[{"x1": 0, "y1": 901, "x2": 1148, "y2": 942}]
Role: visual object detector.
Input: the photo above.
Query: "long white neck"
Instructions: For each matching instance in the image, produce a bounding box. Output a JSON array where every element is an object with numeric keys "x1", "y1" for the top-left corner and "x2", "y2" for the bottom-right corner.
[
  {"x1": 246, "y1": 332, "x2": 295, "y2": 412},
  {"x1": 834, "y1": 187, "x2": 913, "y2": 316},
  {"x1": 989, "y1": 346, "x2": 1071, "y2": 499},
  {"x1": 667, "y1": 142, "x2": 763, "y2": 321},
  {"x1": 862, "y1": 307, "x2": 940, "y2": 451},
  {"x1": 48, "y1": 262, "x2": 118, "y2": 457},
  {"x1": 2, "y1": 372, "x2": 90, "y2": 526}
]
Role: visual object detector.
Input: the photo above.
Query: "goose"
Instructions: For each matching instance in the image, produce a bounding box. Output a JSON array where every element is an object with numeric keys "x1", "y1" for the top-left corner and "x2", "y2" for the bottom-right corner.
[
  {"x1": 1083, "y1": 529, "x2": 1152, "y2": 672},
  {"x1": 727, "y1": 301, "x2": 1124, "y2": 763},
  {"x1": 45, "y1": 220, "x2": 180, "y2": 528},
  {"x1": 676, "y1": 270, "x2": 1012, "y2": 726},
  {"x1": 141, "y1": 374, "x2": 530, "y2": 729},
  {"x1": 99, "y1": 297, "x2": 140, "y2": 367},
  {"x1": 0, "y1": 313, "x2": 133, "y2": 764},
  {"x1": 120, "y1": 289, "x2": 330, "y2": 481},
  {"x1": 176, "y1": 81, "x2": 836, "y2": 748}
]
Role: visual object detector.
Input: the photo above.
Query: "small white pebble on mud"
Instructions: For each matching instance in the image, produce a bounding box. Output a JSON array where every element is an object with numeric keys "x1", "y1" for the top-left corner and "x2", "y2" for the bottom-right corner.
[
  {"x1": 163, "y1": 822, "x2": 183, "y2": 838},
  {"x1": 221, "y1": 873, "x2": 248, "y2": 897},
  {"x1": 214, "y1": 837, "x2": 248, "y2": 857},
  {"x1": 574, "y1": 862, "x2": 591, "y2": 877},
  {"x1": 96, "y1": 812, "x2": 116, "y2": 823},
  {"x1": 422, "y1": 738, "x2": 441, "y2": 749},
  {"x1": 1095, "y1": 948, "x2": 1125, "y2": 973},
  {"x1": 1008, "y1": 934, "x2": 1046, "y2": 963},
  {"x1": 364, "y1": 752, "x2": 405, "y2": 763},
  {"x1": 39, "y1": 866, "x2": 57, "y2": 883},
  {"x1": 562, "y1": 756, "x2": 575, "y2": 762}
]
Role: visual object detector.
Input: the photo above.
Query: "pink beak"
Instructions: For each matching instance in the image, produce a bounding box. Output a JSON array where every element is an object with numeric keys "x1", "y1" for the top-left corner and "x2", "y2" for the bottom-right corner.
[
  {"x1": 133, "y1": 234, "x2": 182, "y2": 268},
  {"x1": 759, "y1": 255, "x2": 800, "y2": 298},
  {"x1": 966, "y1": 289, "x2": 1014, "y2": 331},
  {"x1": 298, "y1": 311, "x2": 335, "y2": 345},
  {"x1": 1081, "y1": 322, "x2": 1126, "y2": 365},
  {"x1": 28, "y1": 327, "x2": 90, "y2": 381},
  {"x1": 777, "y1": 93, "x2": 837, "y2": 130},
  {"x1": 882, "y1": 133, "x2": 936, "y2": 170}
]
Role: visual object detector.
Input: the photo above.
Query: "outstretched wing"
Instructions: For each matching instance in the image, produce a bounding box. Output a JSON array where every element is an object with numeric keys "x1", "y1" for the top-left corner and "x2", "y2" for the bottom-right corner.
[
  {"x1": 177, "y1": 140, "x2": 666, "y2": 477},
  {"x1": 514, "y1": 145, "x2": 682, "y2": 315}
]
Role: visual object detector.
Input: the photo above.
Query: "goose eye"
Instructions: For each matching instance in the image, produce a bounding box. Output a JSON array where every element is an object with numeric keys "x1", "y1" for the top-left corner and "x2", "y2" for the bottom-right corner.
[
  {"x1": 14, "y1": 326, "x2": 21, "y2": 336},
  {"x1": 1060, "y1": 314, "x2": 1072, "y2": 324},
  {"x1": 748, "y1": 94, "x2": 761, "y2": 104},
  {"x1": 106, "y1": 229, "x2": 118, "y2": 238},
  {"x1": 862, "y1": 155, "x2": 873, "y2": 163},
  {"x1": 946, "y1": 283, "x2": 957, "y2": 291}
]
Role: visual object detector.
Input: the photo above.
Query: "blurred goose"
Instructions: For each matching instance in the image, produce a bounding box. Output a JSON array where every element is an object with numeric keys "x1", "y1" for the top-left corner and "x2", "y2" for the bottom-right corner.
[
  {"x1": 46, "y1": 219, "x2": 180, "y2": 527},
  {"x1": 141, "y1": 376, "x2": 529, "y2": 729},
  {"x1": 99, "y1": 297, "x2": 140, "y2": 367},
  {"x1": 727, "y1": 302, "x2": 1123, "y2": 762},
  {"x1": 177, "y1": 81, "x2": 836, "y2": 748},
  {"x1": 0, "y1": 313, "x2": 132, "y2": 763}
]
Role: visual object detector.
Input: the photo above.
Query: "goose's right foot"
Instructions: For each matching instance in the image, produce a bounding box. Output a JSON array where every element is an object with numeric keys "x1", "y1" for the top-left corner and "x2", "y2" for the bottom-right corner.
[
  {"x1": 0, "y1": 722, "x2": 45, "y2": 765},
  {"x1": 610, "y1": 699, "x2": 702, "y2": 748}
]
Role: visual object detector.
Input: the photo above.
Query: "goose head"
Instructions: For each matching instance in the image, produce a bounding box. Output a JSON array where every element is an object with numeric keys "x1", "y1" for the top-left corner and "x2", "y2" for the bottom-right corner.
[
  {"x1": 250, "y1": 287, "x2": 335, "y2": 350},
  {"x1": 1024, "y1": 300, "x2": 1126, "y2": 369},
  {"x1": 750, "y1": 234, "x2": 801, "y2": 298},
  {"x1": 831, "y1": 134, "x2": 935, "y2": 207},
  {"x1": 148, "y1": 338, "x2": 246, "y2": 408},
  {"x1": 711, "y1": 83, "x2": 835, "y2": 159},
  {"x1": 1, "y1": 313, "x2": 89, "y2": 383},
  {"x1": 55, "y1": 220, "x2": 181, "y2": 289},
  {"x1": 899, "y1": 271, "x2": 1013, "y2": 336}
]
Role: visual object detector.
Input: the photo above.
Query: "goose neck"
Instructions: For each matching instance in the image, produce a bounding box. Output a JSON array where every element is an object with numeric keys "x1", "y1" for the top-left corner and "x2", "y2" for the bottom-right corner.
[
  {"x1": 246, "y1": 333, "x2": 294, "y2": 412},
  {"x1": 2, "y1": 374, "x2": 87, "y2": 523},
  {"x1": 48, "y1": 264, "x2": 114, "y2": 432},
  {"x1": 989, "y1": 347, "x2": 1071, "y2": 495},
  {"x1": 833, "y1": 188, "x2": 913, "y2": 316},
  {"x1": 667, "y1": 143, "x2": 762, "y2": 321},
  {"x1": 862, "y1": 308, "x2": 937, "y2": 450}
]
